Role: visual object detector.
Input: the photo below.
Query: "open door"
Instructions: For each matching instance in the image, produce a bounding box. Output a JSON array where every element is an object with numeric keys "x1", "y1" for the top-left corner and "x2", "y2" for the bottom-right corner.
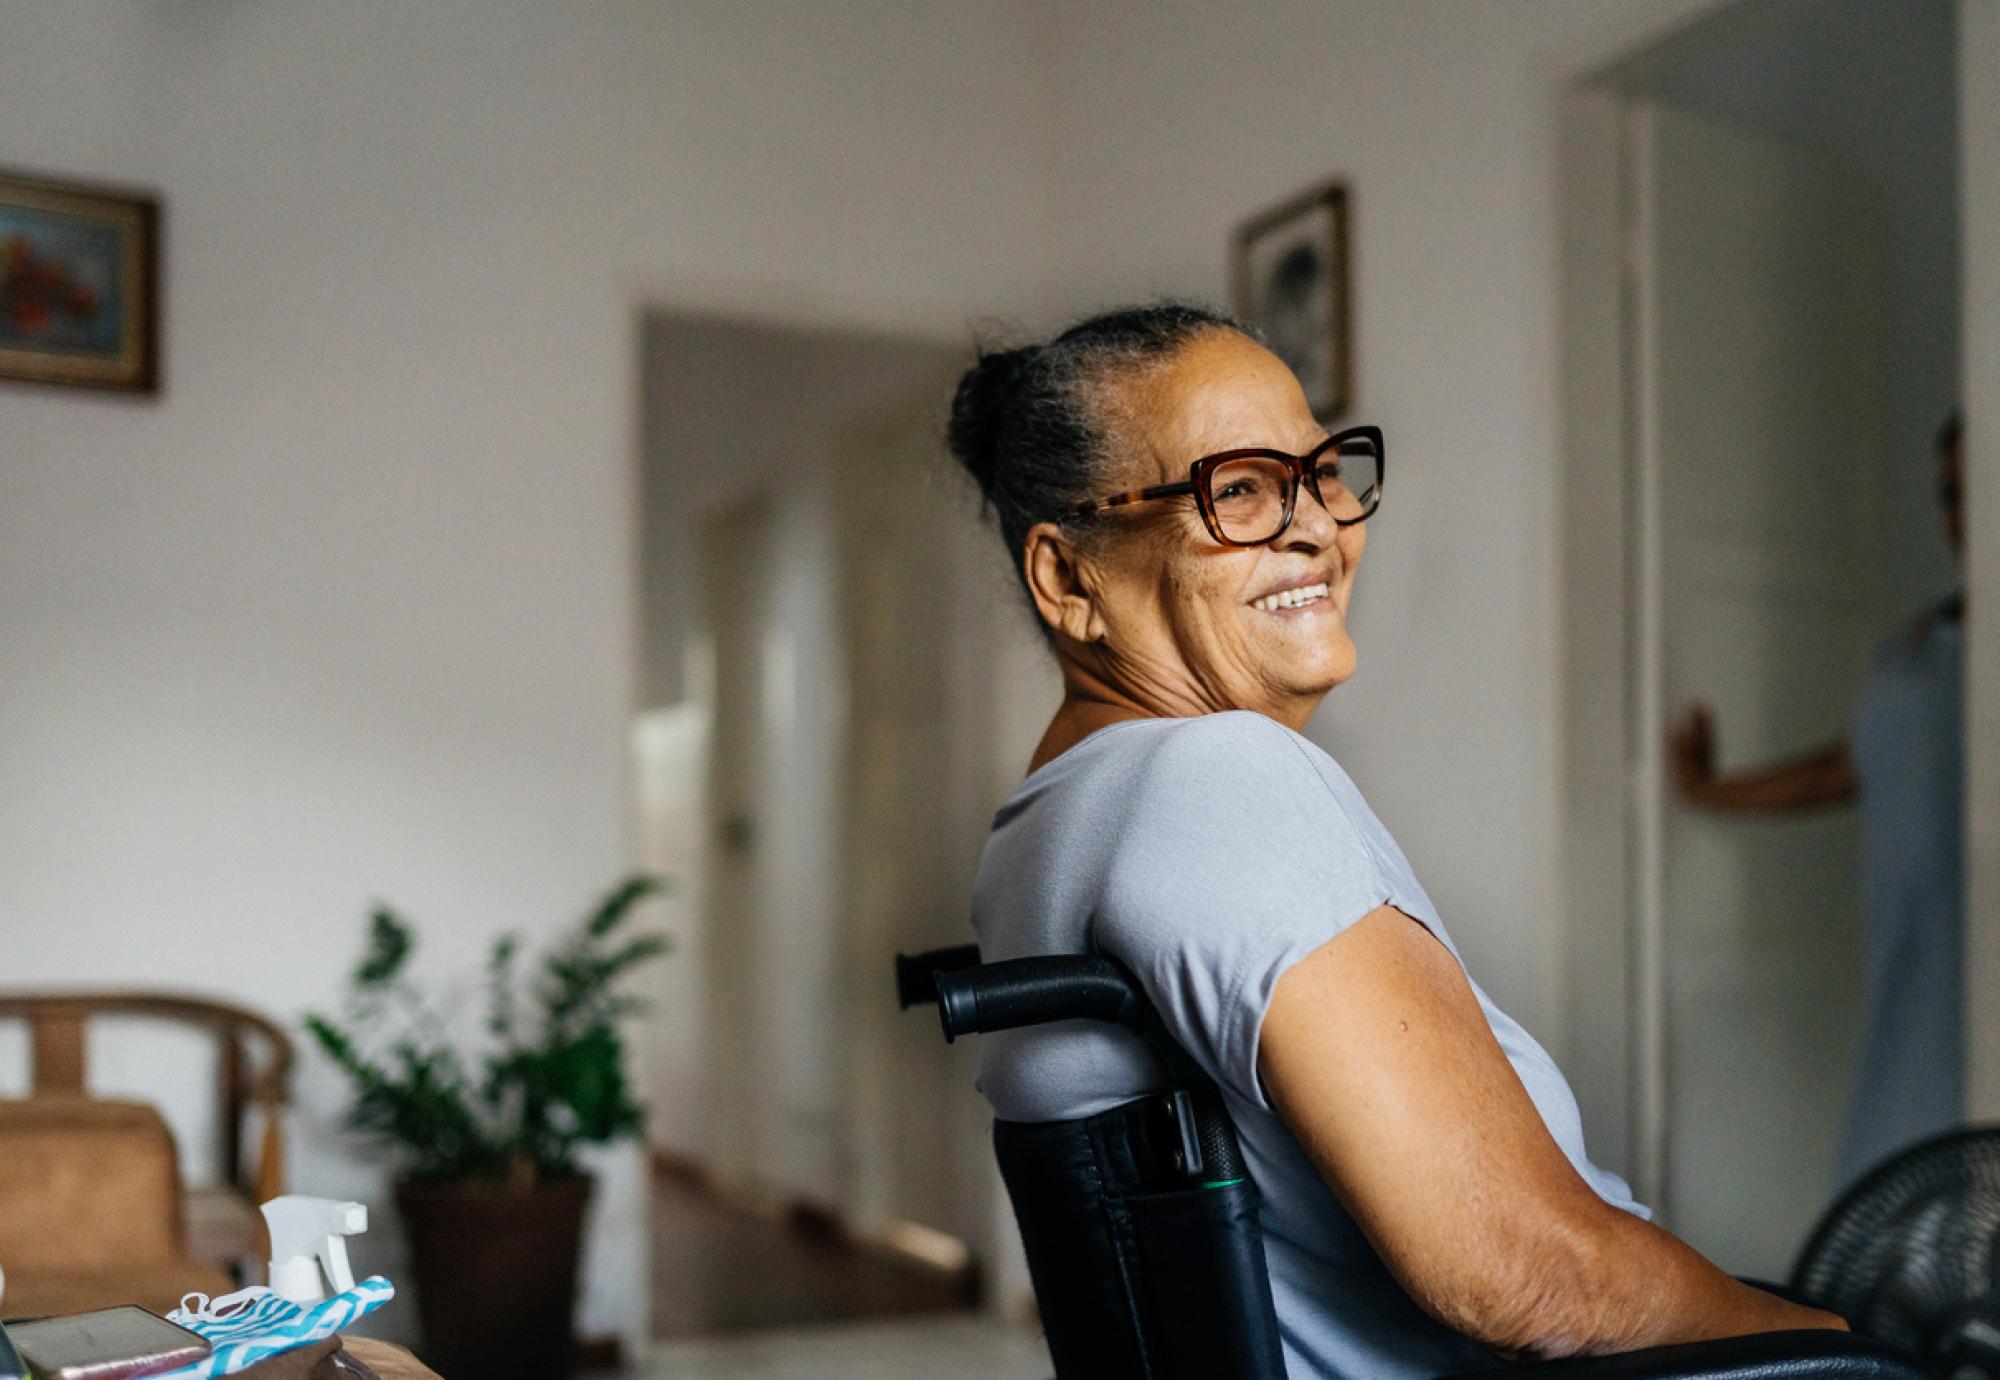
[{"x1": 1629, "y1": 102, "x2": 1892, "y2": 1275}]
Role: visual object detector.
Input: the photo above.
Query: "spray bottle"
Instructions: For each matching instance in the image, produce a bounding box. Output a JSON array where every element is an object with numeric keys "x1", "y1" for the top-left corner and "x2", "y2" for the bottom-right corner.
[{"x1": 261, "y1": 1196, "x2": 368, "y2": 1305}]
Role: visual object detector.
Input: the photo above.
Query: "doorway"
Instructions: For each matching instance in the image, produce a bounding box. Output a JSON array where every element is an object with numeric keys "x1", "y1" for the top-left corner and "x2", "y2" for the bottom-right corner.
[
  {"x1": 1558, "y1": 0, "x2": 1964, "y2": 1278},
  {"x1": 629, "y1": 311, "x2": 1055, "y2": 1337}
]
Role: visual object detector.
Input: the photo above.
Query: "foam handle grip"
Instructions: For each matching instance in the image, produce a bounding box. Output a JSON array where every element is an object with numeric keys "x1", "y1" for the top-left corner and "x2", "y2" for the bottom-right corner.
[{"x1": 934, "y1": 956, "x2": 1147, "y2": 1042}]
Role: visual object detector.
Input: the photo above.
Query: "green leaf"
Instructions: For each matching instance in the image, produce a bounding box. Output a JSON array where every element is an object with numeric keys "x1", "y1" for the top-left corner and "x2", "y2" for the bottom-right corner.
[
  {"x1": 582, "y1": 875, "x2": 665, "y2": 938},
  {"x1": 354, "y1": 906, "x2": 414, "y2": 986},
  {"x1": 487, "y1": 933, "x2": 521, "y2": 1040}
]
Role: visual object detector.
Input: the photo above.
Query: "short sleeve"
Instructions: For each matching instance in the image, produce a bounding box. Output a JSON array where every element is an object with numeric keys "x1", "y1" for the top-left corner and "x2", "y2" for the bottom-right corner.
[{"x1": 1090, "y1": 712, "x2": 1399, "y2": 1111}]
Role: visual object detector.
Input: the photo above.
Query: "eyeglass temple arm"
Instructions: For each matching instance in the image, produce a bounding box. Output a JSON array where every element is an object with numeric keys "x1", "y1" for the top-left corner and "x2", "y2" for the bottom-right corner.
[{"x1": 1069, "y1": 480, "x2": 1198, "y2": 518}]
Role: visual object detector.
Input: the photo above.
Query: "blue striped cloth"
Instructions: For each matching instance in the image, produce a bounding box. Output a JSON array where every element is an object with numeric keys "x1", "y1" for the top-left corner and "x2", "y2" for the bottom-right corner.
[{"x1": 160, "y1": 1278, "x2": 395, "y2": 1378}]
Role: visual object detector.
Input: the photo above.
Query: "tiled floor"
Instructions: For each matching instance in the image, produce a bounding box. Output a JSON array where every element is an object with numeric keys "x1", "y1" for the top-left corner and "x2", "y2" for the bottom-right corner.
[{"x1": 639, "y1": 1316, "x2": 1052, "y2": 1379}]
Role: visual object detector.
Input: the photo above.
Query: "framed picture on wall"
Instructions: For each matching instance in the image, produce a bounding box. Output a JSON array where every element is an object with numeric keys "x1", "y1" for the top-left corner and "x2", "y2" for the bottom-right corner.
[
  {"x1": 1232, "y1": 180, "x2": 1350, "y2": 422},
  {"x1": 0, "y1": 168, "x2": 160, "y2": 393}
]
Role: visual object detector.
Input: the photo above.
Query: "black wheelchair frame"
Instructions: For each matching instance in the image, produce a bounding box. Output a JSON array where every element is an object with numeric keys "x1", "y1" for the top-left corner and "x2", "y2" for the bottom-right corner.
[{"x1": 896, "y1": 944, "x2": 1936, "y2": 1380}]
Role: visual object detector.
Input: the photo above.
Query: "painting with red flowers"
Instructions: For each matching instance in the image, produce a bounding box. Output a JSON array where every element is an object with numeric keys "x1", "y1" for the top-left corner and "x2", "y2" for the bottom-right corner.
[{"x1": 0, "y1": 169, "x2": 159, "y2": 392}]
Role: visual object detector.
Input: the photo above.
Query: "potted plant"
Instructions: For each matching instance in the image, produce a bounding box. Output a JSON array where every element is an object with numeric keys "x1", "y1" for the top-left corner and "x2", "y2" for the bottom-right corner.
[{"x1": 306, "y1": 877, "x2": 667, "y2": 1379}]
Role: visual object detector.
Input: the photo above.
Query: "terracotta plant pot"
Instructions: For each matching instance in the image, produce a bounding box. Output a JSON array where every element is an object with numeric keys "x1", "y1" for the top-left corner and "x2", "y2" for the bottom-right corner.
[{"x1": 395, "y1": 1174, "x2": 594, "y2": 1380}]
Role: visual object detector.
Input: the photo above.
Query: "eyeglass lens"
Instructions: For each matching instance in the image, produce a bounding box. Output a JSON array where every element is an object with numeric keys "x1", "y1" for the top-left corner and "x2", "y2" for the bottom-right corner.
[{"x1": 1206, "y1": 436, "x2": 1381, "y2": 543}]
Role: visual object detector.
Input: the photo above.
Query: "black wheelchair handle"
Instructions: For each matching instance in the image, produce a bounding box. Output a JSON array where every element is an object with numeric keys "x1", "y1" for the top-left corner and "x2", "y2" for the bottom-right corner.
[
  {"x1": 934, "y1": 955, "x2": 1148, "y2": 1043},
  {"x1": 894, "y1": 944, "x2": 983, "y2": 1010}
]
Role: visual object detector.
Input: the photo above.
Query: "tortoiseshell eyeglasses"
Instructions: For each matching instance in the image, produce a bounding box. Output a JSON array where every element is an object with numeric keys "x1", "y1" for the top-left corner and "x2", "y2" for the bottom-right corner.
[{"x1": 1065, "y1": 425, "x2": 1384, "y2": 548}]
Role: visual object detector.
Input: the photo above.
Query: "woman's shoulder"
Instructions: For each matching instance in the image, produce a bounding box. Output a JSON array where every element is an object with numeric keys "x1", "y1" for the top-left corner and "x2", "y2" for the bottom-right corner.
[
  {"x1": 1030, "y1": 710, "x2": 1321, "y2": 798},
  {"x1": 1108, "y1": 709, "x2": 1325, "y2": 767},
  {"x1": 1074, "y1": 711, "x2": 1358, "y2": 833},
  {"x1": 1005, "y1": 712, "x2": 1370, "y2": 849},
  {"x1": 1145, "y1": 709, "x2": 1342, "y2": 784},
  {"x1": 1161, "y1": 707, "x2": 1312, "y2": 748}
]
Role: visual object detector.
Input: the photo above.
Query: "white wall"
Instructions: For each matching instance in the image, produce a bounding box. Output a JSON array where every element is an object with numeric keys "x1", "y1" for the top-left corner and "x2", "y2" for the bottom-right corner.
[
  {"x1": 1034, "y1": 0, "x2": 1722, "y2": 1054},
  {"x1": 0, "y1": 0, "x2": 1055, "y2": 1351}
]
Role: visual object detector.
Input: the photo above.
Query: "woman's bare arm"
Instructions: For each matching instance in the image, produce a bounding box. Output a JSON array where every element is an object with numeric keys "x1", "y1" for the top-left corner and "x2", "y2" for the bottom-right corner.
[{"x1": 1258, "y1": 907, "x2": 1845, "y2": 1361}]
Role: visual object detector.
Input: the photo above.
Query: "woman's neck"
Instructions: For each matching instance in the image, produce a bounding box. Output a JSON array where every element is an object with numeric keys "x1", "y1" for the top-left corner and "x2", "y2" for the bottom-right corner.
[
  {"x1": 1026, "y1": 670, "x2": 1320, "y2": 773},
  {"x1": 1027, "y1": 642, "x2": 1329, "y2": 775}
]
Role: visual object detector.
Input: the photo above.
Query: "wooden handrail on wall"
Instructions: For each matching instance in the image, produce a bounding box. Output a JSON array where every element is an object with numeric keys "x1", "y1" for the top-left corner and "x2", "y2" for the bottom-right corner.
[{"x1": 0, "y1": 992, "x2": 294, "y2": 1203}]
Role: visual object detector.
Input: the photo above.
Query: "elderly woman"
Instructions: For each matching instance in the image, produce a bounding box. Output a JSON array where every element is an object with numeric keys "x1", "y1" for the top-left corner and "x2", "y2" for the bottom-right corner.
[{"x1": 950, "y1": 305, "x2": 1845, "y2": 1377}]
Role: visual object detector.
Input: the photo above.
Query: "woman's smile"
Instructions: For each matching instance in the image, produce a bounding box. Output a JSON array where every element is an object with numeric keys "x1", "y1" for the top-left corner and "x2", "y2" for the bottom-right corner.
[{"x1": 1249, "y1": 569, "x2": 1339, "y2": 614}]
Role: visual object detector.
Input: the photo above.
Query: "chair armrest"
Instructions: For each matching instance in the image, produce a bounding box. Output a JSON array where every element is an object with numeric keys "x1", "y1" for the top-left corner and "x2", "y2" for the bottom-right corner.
[{"x1": 1447, "y1": 1329, "x2": 1935, "y2": 1379}]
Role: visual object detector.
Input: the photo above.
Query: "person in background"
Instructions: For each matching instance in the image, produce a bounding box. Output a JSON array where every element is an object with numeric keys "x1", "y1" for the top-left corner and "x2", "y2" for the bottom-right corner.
[{"x1": 1670, "y1": 412, "x2": 1966, "y2": 1191}]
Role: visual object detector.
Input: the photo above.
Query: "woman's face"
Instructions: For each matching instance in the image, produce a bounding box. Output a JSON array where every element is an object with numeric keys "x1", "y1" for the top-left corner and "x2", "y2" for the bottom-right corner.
[{"x1": 1074, "y1": 330, "x2": 1368, "y2": 727}]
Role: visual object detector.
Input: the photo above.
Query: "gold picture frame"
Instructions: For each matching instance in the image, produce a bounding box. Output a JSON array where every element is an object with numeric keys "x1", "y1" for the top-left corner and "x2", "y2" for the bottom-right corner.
[{"x1": 0, "y1": 168, "x2": 161, "y2": 393}]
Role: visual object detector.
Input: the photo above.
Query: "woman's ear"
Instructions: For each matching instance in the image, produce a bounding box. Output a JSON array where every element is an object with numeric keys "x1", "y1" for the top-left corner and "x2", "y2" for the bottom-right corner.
[{"x1": 1023, "y1": 522, "x2": 1107, "y2": 645}]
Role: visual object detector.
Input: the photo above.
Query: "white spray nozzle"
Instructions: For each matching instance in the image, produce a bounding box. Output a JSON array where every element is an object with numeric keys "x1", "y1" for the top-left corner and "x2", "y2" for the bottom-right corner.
[{"x1": 261, "y1": 1195, "x2": 368, "y2": 1304}]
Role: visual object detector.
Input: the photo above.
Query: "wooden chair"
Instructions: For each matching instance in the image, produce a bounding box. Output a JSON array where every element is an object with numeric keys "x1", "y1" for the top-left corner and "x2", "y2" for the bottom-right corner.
[{"x1": 0, "y1": 993, "x2": 294, "y2": 1284}]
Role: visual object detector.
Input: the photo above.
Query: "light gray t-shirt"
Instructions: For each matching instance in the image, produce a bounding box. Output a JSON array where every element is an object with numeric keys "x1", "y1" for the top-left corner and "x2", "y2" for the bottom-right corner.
[{"x1": 972, "y1": 711, "x2": 1649, "y2": 1380}]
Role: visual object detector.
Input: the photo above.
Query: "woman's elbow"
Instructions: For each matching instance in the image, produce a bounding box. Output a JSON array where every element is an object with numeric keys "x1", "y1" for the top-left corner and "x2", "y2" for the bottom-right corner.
[
  {"x1": 1410, "y1": 1210, "x2": 1634, "y2": 1362},
  {"x1": 1411, "y1": 1205, "x2": 1848, "y2": 1361}
]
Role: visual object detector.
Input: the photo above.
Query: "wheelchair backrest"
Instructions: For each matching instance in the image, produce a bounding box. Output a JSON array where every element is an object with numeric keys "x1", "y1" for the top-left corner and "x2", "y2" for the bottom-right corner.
[{"x1": 897, "y1": 946, "x2": 1287, "y2": 1380}]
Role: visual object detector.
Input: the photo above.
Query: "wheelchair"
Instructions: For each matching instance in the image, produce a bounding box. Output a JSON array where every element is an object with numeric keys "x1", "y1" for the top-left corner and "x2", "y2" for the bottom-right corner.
[{"x1": 895, "y1": 944, "x2": 1934, "y2": 1379}]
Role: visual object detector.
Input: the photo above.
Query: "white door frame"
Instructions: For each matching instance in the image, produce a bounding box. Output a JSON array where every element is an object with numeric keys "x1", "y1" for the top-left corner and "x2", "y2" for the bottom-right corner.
[
  {"x1": 1555, "y1": 87, "x2": 1673, "y2": 1212},
  {"x1": 1555, "y1": 84, "x2": 1647, "y2": 1200}
]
